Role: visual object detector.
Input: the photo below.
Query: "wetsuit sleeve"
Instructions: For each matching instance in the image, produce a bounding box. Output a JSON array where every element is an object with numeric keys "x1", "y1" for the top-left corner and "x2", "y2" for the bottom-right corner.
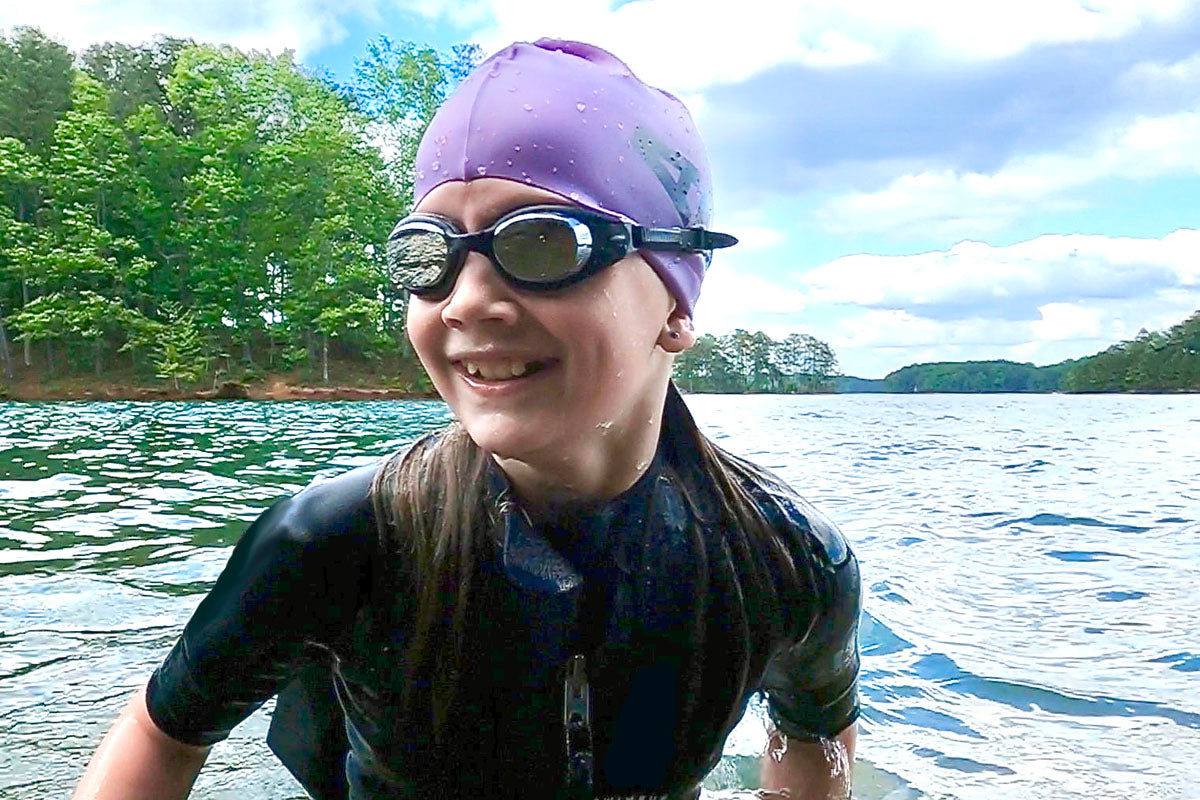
[
  {"x1": 759, "y1": 493, "x2": 862, "y2": 741},
  {"x1": 144, "y1": 463, "x2": 378, "y2": 746}
]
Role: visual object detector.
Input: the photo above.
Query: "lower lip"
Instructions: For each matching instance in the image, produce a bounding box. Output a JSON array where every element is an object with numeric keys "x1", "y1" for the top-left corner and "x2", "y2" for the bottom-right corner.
[{"x1": 455, "y1": 363, "x2": 555, "y2": 396}]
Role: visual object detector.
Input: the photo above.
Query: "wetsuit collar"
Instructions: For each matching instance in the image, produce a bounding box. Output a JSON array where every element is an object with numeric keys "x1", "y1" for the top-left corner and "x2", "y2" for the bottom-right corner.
[{"x1": 484, "y1": 446, "x2": 671, "y2": 596}]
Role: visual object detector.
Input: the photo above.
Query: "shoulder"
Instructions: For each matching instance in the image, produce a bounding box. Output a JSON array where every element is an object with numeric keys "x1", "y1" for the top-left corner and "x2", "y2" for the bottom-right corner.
[
  {"x1": 233, "y1": 460, "x2": 382, "y2": 572},
  {"x1": 284, "y1": 461, "x2": 380, "y2": 539},
  {"x1": 734, "y1": 461, "x2": 853, "y2": 570}
]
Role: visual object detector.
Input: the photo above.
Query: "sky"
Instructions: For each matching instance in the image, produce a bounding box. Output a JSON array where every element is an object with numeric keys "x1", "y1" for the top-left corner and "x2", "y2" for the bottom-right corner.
[{"x1": 3, "y1": 0, "x2": 1199, "y2": 378}]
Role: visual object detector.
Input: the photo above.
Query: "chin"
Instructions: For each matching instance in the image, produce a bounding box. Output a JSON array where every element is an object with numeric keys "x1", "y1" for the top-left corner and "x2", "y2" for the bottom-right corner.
[{"x1": 459, "y1": 417, "x2": 553, "y2": 462}]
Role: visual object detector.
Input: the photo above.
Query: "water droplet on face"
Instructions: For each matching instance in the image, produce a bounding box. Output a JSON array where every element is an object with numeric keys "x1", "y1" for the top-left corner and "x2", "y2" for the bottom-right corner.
[
  {"x1": 576, "y1": 102, "x2": 587, "y2": 112},
  {"x1": 596, "y1": 420, "x2": 613, "y2": 430},
  {"x1": 476, "y1": 165, "x2": 487, "y2": 176}
]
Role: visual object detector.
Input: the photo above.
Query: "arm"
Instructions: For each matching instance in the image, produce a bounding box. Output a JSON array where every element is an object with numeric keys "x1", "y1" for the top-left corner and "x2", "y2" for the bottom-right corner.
[
  {"x1": 71, "y1": 684, "x2": 210, "y2": 800},
  {"x1": 759, "y1": 722, "x2": 856, "y2": 800}
]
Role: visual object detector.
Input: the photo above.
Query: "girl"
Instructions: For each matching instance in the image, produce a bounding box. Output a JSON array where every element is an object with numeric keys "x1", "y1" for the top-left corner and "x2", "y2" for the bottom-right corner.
[{"x1": 72, "y1": 39, "x2": 861, "y2": 800}]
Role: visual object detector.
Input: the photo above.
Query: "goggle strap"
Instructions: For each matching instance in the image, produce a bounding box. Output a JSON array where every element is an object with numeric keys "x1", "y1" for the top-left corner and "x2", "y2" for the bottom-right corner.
[{"x1": 633, "y1": 226, "x2": 738, "y2": 251}]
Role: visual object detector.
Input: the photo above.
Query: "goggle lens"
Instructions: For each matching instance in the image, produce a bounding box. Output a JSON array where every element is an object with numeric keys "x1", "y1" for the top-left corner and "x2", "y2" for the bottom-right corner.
[
  {"x1": 386, "y1": 223, "x2": 450, "y2": 291},
  {"x1": 492, "y1": 214, "x2": 590, "y2": 283}
]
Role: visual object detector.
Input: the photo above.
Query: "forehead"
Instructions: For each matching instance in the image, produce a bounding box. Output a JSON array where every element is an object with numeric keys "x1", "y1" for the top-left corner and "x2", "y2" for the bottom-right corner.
[{"x1": 415, "y1": 179, "x2": 572, "y2": 230}]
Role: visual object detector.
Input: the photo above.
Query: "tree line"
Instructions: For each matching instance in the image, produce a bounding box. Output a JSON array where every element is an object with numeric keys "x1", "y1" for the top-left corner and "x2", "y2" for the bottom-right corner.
[
  {"x1": 0, "y1": 27, "x2": 478, "y2": 390},
  {"x1": 1060, "y1": 311, "x2": 1199, "y2": 392},
  {"x1": 673, "y1": 331, "x2": 839, "y2": 393},
  {"x1": 876, "y1": 309, "x2": 1199, "y2": 393}
]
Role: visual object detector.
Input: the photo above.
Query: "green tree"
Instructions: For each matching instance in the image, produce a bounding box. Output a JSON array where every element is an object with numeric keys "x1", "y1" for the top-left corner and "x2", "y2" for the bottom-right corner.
[
  {"x1": 146, "y1": 301, "x2": 208, "y2": 389},
  {"x1": 0, "y1": 27, "x2": 73, "y2": 154}
]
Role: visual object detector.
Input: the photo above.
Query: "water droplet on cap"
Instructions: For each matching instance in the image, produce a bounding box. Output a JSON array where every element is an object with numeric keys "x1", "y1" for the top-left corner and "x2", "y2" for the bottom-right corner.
[
  {"x1": 506, "y1": 159, "x2": 513, "y2": 166},
  {"x1": 523, "y1": 104, "x2": 533, "y2": 111},
  {"x1": 476, "y1": 165, "x2": 487, "y2": 176},
  {"x1": 417, "y1": 170, "x2": 425, "y2": 180},
  {"x1": 430, "y1": 161, "x2": 440, "y2": 171},
  {"x1": 618, "y1": 156, "x2": 624, "y2": 163},
  {"x1": 551, "y1": 166, "x2": 558, "y2": 174},
  {"x1": 576, "y1": 102, "x2": 586, "y2": 112},
  {"x1": 513, "y1": 145, "x2": 521, "y2": 152},
  {"x1": 569, "y1": 192, "x2": 580, "y2": 200}
]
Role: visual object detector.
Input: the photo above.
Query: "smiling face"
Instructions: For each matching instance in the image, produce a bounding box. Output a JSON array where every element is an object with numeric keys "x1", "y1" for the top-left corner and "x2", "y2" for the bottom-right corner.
[{"x1": 405, "y1": 178, "x2": 694, "y2": 503}]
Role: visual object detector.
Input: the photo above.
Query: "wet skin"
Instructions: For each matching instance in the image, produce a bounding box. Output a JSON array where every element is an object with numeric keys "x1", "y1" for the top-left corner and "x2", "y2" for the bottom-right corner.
[{"x1": 405, "y1": 178, "x2": 694, "y2": 510}]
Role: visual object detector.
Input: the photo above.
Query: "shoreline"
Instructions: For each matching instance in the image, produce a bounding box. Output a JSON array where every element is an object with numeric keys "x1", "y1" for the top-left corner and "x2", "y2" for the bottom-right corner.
[
  {"x1": 1, "y1": 379, "x2": 1193, "y2": 402},
  {"x1": 0, "y1": 378, "x2": 439, "y2": 403}
]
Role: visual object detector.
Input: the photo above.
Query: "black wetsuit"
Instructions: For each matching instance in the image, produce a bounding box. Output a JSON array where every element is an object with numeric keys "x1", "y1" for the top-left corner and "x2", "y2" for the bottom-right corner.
[{"x1": 145, "y1": 409, "x2": 861, "y2": 800}]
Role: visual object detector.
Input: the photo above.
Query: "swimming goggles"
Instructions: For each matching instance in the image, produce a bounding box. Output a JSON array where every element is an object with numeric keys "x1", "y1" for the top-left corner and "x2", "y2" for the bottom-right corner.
[{"x1": 386, "y1": 204, "x2": 737, "y2": 298}]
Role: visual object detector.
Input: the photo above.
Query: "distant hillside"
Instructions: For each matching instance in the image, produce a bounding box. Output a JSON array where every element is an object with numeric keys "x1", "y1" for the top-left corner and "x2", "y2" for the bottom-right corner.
[
  {"x1": 881, "y1": 359, "x2": 1080, "y2": 393},
  {"x1": 843, "y1": 308, "x2": 1199, "y2": 394},
  {"x1": 836, "y1": 376, "x2": 887, "y2": 393},
  {"x1": 1061, "y1": 311, "x2": 1199, "y2": 392}
]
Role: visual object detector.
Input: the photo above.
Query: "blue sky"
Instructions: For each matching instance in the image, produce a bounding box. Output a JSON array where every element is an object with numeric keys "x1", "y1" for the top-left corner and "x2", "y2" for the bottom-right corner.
[{"x1": 5, "y1": 0, "x2": 1199, "y2": 378}]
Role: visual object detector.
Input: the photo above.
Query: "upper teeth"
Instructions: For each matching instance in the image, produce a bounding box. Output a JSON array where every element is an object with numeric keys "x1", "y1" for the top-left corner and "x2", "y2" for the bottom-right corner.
[{"x1": 465, "y1": 360, "x2": 531, "y2": 380}]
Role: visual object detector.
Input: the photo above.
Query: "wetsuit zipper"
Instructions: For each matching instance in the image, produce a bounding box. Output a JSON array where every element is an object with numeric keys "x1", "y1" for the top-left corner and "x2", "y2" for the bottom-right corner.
[{"x1": 564, "y1": 653, "x2": 594, "y2": 799}]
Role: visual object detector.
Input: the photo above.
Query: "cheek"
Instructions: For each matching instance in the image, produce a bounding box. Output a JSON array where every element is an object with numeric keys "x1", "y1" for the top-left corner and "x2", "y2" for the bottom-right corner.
[{"x1": 405, "y1": 300, "x2": 442, "y2": 368}]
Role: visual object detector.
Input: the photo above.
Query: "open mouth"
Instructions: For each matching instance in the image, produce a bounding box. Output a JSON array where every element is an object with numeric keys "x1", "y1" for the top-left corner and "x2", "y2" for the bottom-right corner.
[{"x1": 458, "y1": 359, "x2": 551, "y2": 382}]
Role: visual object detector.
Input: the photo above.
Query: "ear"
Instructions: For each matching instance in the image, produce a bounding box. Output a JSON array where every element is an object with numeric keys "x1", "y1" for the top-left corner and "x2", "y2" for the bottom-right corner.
[{"x1": 658, "y1": 307, "x2": 696, "y2": 353}]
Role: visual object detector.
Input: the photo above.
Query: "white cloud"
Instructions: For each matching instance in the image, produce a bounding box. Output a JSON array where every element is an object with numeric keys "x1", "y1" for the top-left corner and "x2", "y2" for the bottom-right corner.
[
  {"x1": 803, "y1": 228, "x2": 1199, "y2": 313},
  {"x1": 692, "y1": 262, "x2": 811, "y2": 331},
  {"x1": 439, "y1": 0, "x2": 1198, "y2": 93},
  {"x1": 0, "y1": 0, "x2": 360, "y2": 56},
  {"x1": 7, "y1": 0, "x2": 1195, "y2": 95},
  {"x1": 817, "y1": 109, "x2": 1200, "y2": 238}
]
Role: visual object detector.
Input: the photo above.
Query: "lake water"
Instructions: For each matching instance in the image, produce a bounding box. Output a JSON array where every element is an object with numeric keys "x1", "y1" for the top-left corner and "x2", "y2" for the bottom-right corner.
[{"x1": 1, "y1": 394, "x2": 1197, "y2": 799}]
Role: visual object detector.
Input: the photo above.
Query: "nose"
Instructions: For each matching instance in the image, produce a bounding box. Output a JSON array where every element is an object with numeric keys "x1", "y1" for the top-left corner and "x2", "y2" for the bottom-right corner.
[{"x1": 439, "y1": 254, "x2": 520, "y2": 328}]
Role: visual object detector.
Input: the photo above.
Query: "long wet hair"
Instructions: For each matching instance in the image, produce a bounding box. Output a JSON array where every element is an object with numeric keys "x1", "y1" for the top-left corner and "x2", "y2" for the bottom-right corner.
[{"x1": 368, "y1": 383, "x2": 811, "y2": 759}]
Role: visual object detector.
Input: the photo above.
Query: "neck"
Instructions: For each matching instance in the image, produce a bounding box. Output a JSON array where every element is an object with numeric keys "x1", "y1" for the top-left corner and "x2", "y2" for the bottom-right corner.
[{"x1": 493, "y1": 382, "x2": 669, "y2": 518}]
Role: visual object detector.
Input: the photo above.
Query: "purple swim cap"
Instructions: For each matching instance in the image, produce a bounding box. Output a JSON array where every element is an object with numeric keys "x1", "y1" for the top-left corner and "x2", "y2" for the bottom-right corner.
[{"x1": 413, "y1": 39, "x2": 718, "y2": 315}]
